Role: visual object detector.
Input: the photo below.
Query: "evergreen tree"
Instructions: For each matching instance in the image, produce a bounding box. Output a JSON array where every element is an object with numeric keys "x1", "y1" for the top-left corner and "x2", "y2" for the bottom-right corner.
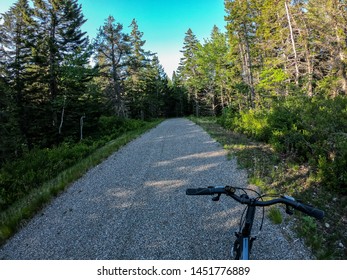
[
  {"x1": 0, "y1": 76, "x2": 21, "y2": 163},
  {"x1": 94, "y1": 16, "x2": 130, "y2": 117},
  {"x1": 306, "y1": 0, "x2": 347, "y2": 96},
  {"x1": 32, "y1": 0, "x2": 89, "y2": 142},
  {"x1": 128, "y1": 19, "x2": 151, "y2": 73},
  {"x1": 125, "y1": 19, "x2": 153, "y2": 119},
  {"x1": 177, "y1": 28, "x2": 201, "y2": 116},
  {"x1": 144, "y1": 55, "x2": 168, "y2": 118},
  {"x1": 196, "y1": 26, "x2": 229, "y2": 115},
  {"x1": 0, "y1": 0, "x2": 36, "y2": 149},
  {"x1": 255, "y1": 0, "x2": 290, "y2": 98},
  {"x1": 168, "y1": 71, "x2": 189, "y2": 117},
  {"x1": 225, "y1": 0, "x2": 258, "y2": 108}
]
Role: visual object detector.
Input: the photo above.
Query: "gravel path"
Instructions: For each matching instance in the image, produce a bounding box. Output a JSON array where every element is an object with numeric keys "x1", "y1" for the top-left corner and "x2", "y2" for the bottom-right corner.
[{"x1": 0, "y1": 118, "x2": 313, "y2": 260}]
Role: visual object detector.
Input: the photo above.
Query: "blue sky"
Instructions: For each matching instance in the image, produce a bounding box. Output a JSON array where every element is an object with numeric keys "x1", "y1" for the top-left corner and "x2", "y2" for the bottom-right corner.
[{"x1": 0, "y1": 0, "x2": 226, "y2": 77}]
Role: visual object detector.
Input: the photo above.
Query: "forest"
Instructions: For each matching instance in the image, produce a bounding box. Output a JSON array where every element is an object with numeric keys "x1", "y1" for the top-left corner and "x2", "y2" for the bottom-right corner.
[
  {"x1": 0, "y1": 0, "x2": 174, "y2": 232},
  {"x1": 0, "y1": 0, "x2": 347, "y2": 256},
  {"x1": 0, "y1": 0, "x2": 173, "y2": 156},
  {"x1": 177, "y1": 0, "x2": 347, "y2": 196}
]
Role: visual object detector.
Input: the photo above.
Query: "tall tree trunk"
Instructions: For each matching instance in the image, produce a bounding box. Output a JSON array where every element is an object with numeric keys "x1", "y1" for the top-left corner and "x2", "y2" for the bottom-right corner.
[
  {"x1": 194, "y1": 91, "x2": 199, "y2": 117},
  {"x1": 285, "y1": 1, "x2": 300, "y2": 86},
  {"x1": 80, "y1": 114, "x2": 85, "y2": 141},
  {"x1": 297, "y1": 8, "x2": 314, "y2": 96},
  {"x1": 49, "y1": 14, "x2": 58, "y2": 127},
  {"x1": 111, "y1": 43, "x2": 123, "y2": 116},
  {"x1": 238, "y1": 25, "x2": 255, "y2": 108},
  {"x1": 58, "y1": 96, "x2": 66, "y2": 135},
  {"x1": 335, "y1": 23, "x2": 347, "y2": 95},
  {"x1": 220, "y1": 84, "x2": 225, "y2": 109}
]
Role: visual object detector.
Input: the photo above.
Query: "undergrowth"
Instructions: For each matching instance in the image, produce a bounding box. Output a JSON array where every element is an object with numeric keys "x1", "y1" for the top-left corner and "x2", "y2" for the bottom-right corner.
[
  {"x1": 190, "y1": 116, "x2": 347, "y2": 260},
  {"x1": 0, "y1": 117, "x2": 162, "y2": 244}
]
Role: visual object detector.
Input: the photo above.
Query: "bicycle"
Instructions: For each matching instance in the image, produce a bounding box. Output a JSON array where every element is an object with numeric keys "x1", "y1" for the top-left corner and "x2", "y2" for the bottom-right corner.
[{"x1": 186, "y1": 185, "x2": 324, "y2": 260}]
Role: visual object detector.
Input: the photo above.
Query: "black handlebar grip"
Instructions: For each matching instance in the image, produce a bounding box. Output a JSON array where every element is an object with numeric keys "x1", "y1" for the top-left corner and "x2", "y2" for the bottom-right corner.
[
  {"x1": 186, "y1": 188, "x2": 213, "y2": 195},
  {"x1": 295, "y1": 202, "x2": 324, "y2": 220}
]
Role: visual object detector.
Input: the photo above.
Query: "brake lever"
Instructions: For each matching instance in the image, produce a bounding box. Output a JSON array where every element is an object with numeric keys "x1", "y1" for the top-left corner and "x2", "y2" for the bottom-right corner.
[
  {"x1": 212, "y1": 193, "x2": 221, "y2": 201},
  {"x1": 286, "y1": 205, "x2": 294, "y2": 215}
]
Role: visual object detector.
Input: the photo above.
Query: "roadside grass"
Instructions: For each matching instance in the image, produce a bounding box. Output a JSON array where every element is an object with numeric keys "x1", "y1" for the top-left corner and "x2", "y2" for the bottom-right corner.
[
  {"x1": 268, "y1": 206, "x2": 283, "y2": 224},
  {"x1": 188, "y1": 116, "x2": 347, "y2": 260},
  {"x1": 0, "y1": 119, "x2": 162, "y2": 245}
]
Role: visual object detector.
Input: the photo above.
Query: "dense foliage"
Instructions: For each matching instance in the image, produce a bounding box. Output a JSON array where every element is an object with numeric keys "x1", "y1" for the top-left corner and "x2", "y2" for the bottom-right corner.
[
  {"x1": 0, "y1": 116, "x2": 151, "y2": 211},
  {"x1": 175, "y1": 0, "x2": 347, "y2": 194},
  {"x1": 0, "y1": 0, "x2": 171, "y2": 166},
  {"x1": 1, "y1": 0, "x2": 347, "y2": 208},
  {"x1": 219, "y1": 96, "x2": 347, "y2": 193},
  {"x1": 0, "y1": 0, "x2": 175, "y2": 214}
]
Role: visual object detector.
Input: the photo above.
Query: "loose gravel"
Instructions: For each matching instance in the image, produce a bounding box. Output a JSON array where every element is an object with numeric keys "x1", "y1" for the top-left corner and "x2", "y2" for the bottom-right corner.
[{"x1": 0, "y1": 118, "x2": 313, "y2": 259}]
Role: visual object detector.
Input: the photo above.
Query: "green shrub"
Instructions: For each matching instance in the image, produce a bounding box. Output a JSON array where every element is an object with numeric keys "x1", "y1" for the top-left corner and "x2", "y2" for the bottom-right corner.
[
  {"x1": 235, "y1": 109, "x2": 271, "y2": 141},
  {"x1": 123, "y1": 119, "x2": 146, "y2": 131},
  {"x1": 317, "y1": 137, "x2": 347, "y2": 193},
  {"x1": 0, "y1": 142, "x2": 94, "y2": 211},
  {"x1": 0, "y1": 115, "x2": 155, "y2": 211},
  {"x1": 98, "y1": 115, "x2": 125, "y2": 136},
  {"x1": 218, "y1": 107, "x2": 239, "y2": 130},
  {"x1": 219, "y1": 96, "x2": 347, "y2": 193},
  {"x1": 265, "y1": 97, "x2": 310, "y2": 156},
  {"x1": 220, "y1": 108, "x2": 271, "y2": 141}
]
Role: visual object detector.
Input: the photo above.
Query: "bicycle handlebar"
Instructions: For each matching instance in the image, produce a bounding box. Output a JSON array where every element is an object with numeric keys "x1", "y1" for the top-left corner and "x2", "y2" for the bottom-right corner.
[
  {"x1": 186, "y1": 186, "x2": 324, "y2": 220},
  {"x1": 186, "y1": 186, "x2": 226, "y2": 195}
]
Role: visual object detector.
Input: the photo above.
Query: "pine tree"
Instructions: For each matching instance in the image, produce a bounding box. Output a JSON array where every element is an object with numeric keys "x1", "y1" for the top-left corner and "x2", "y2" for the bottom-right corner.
[
  {"x1": 306, "y1": 0, "x2": 347, "y2": 96},
  {"x1": 210, "y1": 26, "x2": 231, "y2": 111},
  {"x1": 254, "y1": 0, "x2": 291, "y2": 98},
  {"x1": 0, "y1": 0, "x2": 36, "y2": 149},
  {"x1": 125, "y1": 19, "x2": 153, "y2": 119},
  {"x1": 225, "y1": 0, "x2": 257, "y2": 108},
  {"x1": 168, "y1": 71, "x2": 188, "y2": 117},
  {"x1": 128, "y1": 19, "x2": 151, "y2": 74},
  {"x1": 94, "y1": 15, "x2": 130, "y2": 117},
  {"x1": 0, "y1": 76, "x2": 21, "y2": 163},
  {"x1": 196, "y1": 26, "x2": 229, "y2": 115},
  {"x1": 177, "y1": 28, "x2": 201, "y2": 116},
  {"x1": 33, "y1": 0, "x2": 89, "y2": 141},
  {"x1": 144, "y1": 55, "x2": 168, "y2": 118}
]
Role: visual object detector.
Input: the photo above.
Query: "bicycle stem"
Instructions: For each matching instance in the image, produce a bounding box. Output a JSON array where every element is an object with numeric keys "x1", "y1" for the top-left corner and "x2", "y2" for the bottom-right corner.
[{"x1": 241, "y1": 199, "x2": 257, "y2": 236}]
